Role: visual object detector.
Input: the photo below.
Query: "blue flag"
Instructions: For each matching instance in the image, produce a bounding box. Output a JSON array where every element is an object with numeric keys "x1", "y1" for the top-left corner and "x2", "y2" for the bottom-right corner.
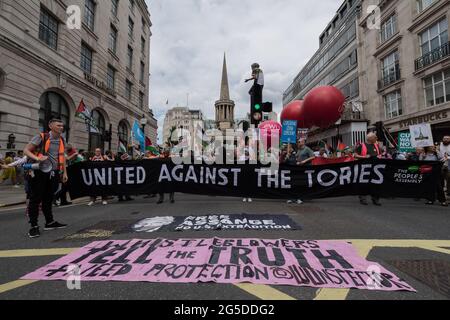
[{"x1": 132, "y1": 120, "x2": 145, "y2": 152}]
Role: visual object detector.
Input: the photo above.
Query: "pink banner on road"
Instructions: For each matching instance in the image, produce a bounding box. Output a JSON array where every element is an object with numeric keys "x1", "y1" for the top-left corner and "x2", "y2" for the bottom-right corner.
[{"x1": 22, "y1": 238, "x2": 415, "y2": 292}]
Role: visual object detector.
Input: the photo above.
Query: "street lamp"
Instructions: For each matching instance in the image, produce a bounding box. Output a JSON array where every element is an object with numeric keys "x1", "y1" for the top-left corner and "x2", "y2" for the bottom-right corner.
[{"x1": 140, "y1": 114, "x2": 148, "y2": 134}]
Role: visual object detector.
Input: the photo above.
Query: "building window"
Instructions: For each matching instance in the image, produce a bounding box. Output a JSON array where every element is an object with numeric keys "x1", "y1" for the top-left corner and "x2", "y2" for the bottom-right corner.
[
  {"x1": 109, "y1": 25, "x2": 118, "y2": 53},
  {"x1": 384, "y1": 90, "x2": 403, "y2": 119},
  {"x1": 84, "y1": 0, "x2": 96, "y2": 31},
  {"x1": 107, "y1": 65, "x2": 116, "y2": 90},
  {"x1": 80, "y1": 43, "x2": 93, "y2": 74},
  {"x1": 420, "y1": 18, "x2": 448, "y2": 56},
  {"x1": 111, "y1": 0, "x2": 119, "y2": 17},
  {"x1": 39, "y1": 8, "x2": 58, "y2": 50},
  {"x1": 417, "y1": 0, "x2": 437, "y2": 13},
  {"x1": 125, "y1": 80, "x2": 133, "y2": 100},
  {"x1": 141, "y1": 36, "x2": 146, "y2": 55},
  {"x1": 39, "y1": 92, "x2": 70, "y2": 140},
  {"x1": 380, "y1": 14, "x2": 397, "y2": 43},
  {"x1": 424, "y1": 69, "x2": 450, "y2": 107},
  {"x1": 89, "y1": 110, "x2": 106, "y2": 151},
  {"x1": 128, "y1": 17, "x2": 134, "y2": 40},
  {"x1": 129, "y1": 0, "x2": 135, "y2": 13},
  {"x1": 127, "y1": 46, "x2": 133, "y2": 70},
  {"x1": 140, "y1": 61, "x2": 145, "y2": 83},
  {"x1": 139, "y1": 91, "x2": 145, "y2": 109},
  {"x1": 118, "y1": 120, "x2": 129, "y2": 145},
  {"x1": 381, "y1": 51, "x2": 400, "y2": 87}
]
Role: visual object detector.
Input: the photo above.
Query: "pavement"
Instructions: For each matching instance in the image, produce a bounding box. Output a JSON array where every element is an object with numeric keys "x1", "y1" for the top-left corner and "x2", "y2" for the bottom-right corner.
[
  {"x1": 0, "y1": 184, "x2": 26, "y2": 207},
  {"x1": 0, "y1": 194, "x2": 449, "y2": 300}
]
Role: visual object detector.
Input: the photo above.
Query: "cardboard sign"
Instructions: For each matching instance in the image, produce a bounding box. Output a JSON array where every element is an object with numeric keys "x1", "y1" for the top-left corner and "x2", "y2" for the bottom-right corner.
[
  {"x1": 409, "y1": 124, "x2": 434, "y2": 148},
  {"x1": 281, "y1": 120, "x2": 297, "y2": 144}
]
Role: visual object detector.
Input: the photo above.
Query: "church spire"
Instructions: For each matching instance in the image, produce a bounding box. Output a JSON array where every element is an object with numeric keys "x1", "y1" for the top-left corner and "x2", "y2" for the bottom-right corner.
[{"x1": 220, "y1": 53, "x2": 230, "y2": 101}]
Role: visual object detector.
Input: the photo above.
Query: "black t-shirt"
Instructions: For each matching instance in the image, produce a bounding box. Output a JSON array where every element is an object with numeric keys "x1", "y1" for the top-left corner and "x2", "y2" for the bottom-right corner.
[{"x1": 355, "y1": 143, "x2": 379, "y2": 158}]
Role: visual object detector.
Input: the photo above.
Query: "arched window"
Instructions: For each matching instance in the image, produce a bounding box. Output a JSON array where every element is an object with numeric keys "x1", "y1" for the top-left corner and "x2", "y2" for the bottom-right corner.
[
  {"x1": 39, "y1": 92, "x2": 70, "y2": 140},
  {"x1": 118, "y1": 120, "x2": 129, "y2": 145},
  {"x1": 89, "y1": 109, "x2": 106, "y2": 151}
]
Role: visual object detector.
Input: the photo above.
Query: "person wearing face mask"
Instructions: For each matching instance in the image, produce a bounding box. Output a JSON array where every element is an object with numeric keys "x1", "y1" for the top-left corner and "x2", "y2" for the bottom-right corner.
[{"x1": 439, "y1": 136, "x2": 450, "y2": 195}]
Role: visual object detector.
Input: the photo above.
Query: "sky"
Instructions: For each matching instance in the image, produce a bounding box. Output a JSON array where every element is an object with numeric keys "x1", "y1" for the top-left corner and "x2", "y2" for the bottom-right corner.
[{"x1": 145, "y1": 0, "x2": 341, "y2": 143}]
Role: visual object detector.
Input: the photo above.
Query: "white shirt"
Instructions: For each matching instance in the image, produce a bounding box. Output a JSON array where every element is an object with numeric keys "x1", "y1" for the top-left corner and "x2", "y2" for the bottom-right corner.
[
  {"x1": 440, "y1": 143, "x2": 450, "y2": 158},
  {"x1": 256, "y1": 70, "x2": 264, "y2": 86}
]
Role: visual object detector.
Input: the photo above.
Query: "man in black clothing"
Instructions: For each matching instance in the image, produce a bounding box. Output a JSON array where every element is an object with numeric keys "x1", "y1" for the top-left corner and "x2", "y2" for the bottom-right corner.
[
  {"x1": 23, "y1": 119, "x2": 68, "y2": 238},
  {"x1": 355, "y1": 133, "x2": 382, "y2": 206}
]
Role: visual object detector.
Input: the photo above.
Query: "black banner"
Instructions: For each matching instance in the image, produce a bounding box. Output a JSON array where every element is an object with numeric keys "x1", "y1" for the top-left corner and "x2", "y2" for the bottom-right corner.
[
  {"x1": 67, "y1": 159, "x2": 441, "y2": 200},
  {"x1": 128, "y1": 214, "x2": 302, "y2": 233}
]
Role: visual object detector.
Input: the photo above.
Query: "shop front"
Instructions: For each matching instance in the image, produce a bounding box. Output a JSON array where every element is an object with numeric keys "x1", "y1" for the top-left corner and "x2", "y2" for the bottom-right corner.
[{"x1": 386, "y1": 107, "x2": 450, "y2": 145}]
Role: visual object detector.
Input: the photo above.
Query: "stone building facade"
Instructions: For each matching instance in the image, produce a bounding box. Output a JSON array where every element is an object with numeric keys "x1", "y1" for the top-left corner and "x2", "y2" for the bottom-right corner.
[
  {"x1": 358, "y1": 0, "x2": 450, "y2": 142},
  {"x1": 0, "y1": 0, "x2": 157, "y2": 155},
  {"x1": 162, "y1": 107, "x2": 203, "y2": 146},
  {"x1": 282, "y1": 0, "x2": 368, "y2": 148}
]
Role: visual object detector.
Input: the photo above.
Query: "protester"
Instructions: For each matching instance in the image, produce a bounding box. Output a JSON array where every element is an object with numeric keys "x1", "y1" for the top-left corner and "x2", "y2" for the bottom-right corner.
[
  {"x1": 420, "y1": 146, "x2": 448, "y2": 207},
  {"x1": 286, "y1": 139, "x2": 314, "y2": 205},
  {"x1": 296, "y1": 139, "x2": 315, "y2": 166},
  {"x1": 439, "y1": 136, "x2": 450, "y2": 195},
  {"x1": 115, "y1": 152, "x2": 134, "y2": 202},
  {"x1": 14, "y1": 151, "x2": 25, "y2": 186},
  {"x1": 23, "y1": 118, "x2": 68, "y2": 238},
  {"x1": 157, "y1": 148, "x2": 175, "y2": 204},
  {"x1": 318, "y1": 148, "x2": 329, "y2": 158},
  {"x1": 55, "y1": 144, "x2": 82, "y2": 207},
  {"x1": 0, "y1": 153, "x2": 17, "y2": 186},
  {"x1": 281, "y1": 143, "x2": 302, "y2": 204},
  {"x1": 105, "y1": 150, "x2": 115, "y2": 161},
  {"x1": 354, "y1": 133, "x2": 382, "y2": 206},
  {"x1": 408, "y1": 147, "x2": 424, "y2": 161},
  {"x1": 283, "y1": 143, "x2": 297, "y2": 166},
  {"x1": 87, "y1": 148, "x2": 108, "y2": 206}
]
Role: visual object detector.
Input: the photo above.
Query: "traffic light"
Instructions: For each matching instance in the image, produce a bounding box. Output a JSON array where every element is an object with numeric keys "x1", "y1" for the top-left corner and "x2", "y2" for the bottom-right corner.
[
  {"x1": 262, "y1": 102, "x2": 273, "y2": 113},
  {"x1": 251, "y1": 103, "x2": 263, "y2": 126}
]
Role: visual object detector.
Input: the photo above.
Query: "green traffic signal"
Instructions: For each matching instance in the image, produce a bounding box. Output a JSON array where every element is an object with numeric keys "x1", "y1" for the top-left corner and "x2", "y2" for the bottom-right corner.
[{"x1": 254, "y1": 104, "x2": 261, "y2": 111}]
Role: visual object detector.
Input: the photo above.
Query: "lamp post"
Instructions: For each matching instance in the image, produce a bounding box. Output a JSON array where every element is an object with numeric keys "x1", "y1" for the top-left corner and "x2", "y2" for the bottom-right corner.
[{"x1": 140, "y1": 114, "x2": 148, "y2": 134}]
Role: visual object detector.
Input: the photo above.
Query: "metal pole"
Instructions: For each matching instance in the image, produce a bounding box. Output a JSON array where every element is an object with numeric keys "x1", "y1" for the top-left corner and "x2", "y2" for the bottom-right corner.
[
  {"x1": 108, "y1": 123, "x2": 112, "y2": 151},
  {"x1": 87, "y1": 120, "x2": 91, "y2": 152}
]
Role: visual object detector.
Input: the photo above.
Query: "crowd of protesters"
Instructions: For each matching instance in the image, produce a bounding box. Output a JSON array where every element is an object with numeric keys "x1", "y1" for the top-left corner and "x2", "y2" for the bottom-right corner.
[{"x1": 1, "y1": 118, "x2": 449, "y2": 239}]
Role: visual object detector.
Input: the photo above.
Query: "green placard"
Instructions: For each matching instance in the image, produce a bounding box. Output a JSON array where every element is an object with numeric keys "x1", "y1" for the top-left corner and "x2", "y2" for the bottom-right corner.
[{"x1": 398, "y1": 132, "x2": 415, "y2": 153}]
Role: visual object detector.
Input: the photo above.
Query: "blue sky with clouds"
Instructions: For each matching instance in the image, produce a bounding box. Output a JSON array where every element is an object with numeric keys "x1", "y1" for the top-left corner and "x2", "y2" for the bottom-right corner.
[{"x1": 145, "y1": 0, "x2": 342, "y2": 143}]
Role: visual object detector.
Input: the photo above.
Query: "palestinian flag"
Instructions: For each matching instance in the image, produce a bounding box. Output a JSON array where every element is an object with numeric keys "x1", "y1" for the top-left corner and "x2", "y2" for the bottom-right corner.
[
  {"x1": 145, "y1": 137, "x2": 159, "y2": 155},
  {"x1": 337, "y1": 140, "x2": 347, "y2": 152},
  {"x1": 119, "y1": 141, "x2": 127, "y2": 154},
  {"x1": 75, "y1": 99, "x2": 91, "y2": 120}
]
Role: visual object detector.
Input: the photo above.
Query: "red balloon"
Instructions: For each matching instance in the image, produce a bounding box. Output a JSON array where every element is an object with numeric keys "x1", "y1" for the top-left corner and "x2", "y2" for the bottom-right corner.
[
  {"x1": 280, "y1": 100, "x2": 313, "y2": 128},
  {"x1": 259, "y1": 120, "x2": 282, "y2": 149},
  {"x1": 302, "y1": 86, "x2": 346, "y2": 128}
]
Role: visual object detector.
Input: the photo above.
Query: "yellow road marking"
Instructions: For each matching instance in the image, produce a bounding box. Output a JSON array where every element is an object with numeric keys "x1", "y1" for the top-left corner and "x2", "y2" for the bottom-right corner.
[
  {"x1": 234, "y1": 284, "x2": 296, "y2": 300},
  {"x1": 314, "y1": 242, "x2": 372, "y2": 300},
  {"x1": 313, "y1": 240, "x2": 450, "y2": 300},
  {"x1": 0, "y1": 280, "x2": 38, "y2": 294},
  {"x1": 1, "y1": 240, "x2": 450, "y2": 300},
  {"x1": 0, "y1": 248, "x2": 77, "y2": 258}
]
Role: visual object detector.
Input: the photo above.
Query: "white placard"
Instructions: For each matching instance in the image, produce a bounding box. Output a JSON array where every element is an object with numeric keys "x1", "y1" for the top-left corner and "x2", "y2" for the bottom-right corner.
[{"x1": 409, "y1": 124, "x2": 434, "y2": 148}]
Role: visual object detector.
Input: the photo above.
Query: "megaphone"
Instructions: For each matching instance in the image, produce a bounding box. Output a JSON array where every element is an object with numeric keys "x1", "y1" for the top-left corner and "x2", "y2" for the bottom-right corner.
[{"x1": 23, "y1": 160, "x2": 53, "y2": 173}]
